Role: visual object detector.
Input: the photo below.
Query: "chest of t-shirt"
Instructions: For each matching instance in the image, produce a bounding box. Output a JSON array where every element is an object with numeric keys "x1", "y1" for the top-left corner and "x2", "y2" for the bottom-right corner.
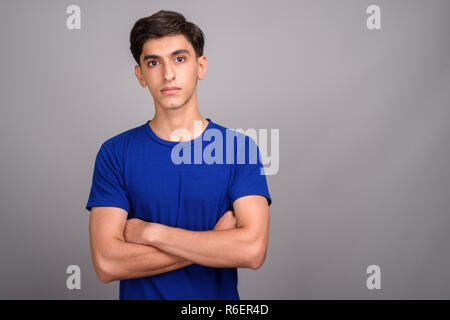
[{"x1": 124, "y1": 149, "x2": 232, "y2": 230}]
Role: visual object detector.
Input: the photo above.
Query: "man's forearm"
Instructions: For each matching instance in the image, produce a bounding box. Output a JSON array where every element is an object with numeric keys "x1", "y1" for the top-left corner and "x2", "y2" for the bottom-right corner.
[
  {"x1": 96, "y1": 238, "x2": 194, "y2": 282},
  {"x1": 143, "y1": 224, "x2": 257, "y2": 269}
]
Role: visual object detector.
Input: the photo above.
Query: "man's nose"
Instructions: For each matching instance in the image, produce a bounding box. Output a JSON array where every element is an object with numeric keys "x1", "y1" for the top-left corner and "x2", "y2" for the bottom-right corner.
[{"x1": 163, "y1": 62, "x2": 176, "y2": 81}]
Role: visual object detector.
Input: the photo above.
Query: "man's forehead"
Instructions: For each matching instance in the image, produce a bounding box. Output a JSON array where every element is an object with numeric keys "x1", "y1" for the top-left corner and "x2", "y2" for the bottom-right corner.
[{"x1": 142, "y1": 34, "x2": 193, "y2": 55}]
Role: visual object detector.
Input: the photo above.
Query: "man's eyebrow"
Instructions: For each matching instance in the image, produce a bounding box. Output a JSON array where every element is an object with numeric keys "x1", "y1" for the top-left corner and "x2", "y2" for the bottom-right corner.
[{"x1": 143, "y1": 49, "x2": 191, "y2": 61}]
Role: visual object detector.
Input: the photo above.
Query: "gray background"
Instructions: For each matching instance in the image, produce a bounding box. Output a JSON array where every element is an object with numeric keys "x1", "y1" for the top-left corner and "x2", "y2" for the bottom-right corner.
[{"x1": 1, "y1": 0, "x2": 449, "y2": 299}]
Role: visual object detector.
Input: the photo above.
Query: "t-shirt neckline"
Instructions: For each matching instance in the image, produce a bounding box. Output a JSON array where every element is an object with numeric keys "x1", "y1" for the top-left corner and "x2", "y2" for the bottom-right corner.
[{"x1": 144, "y1": 118, "x2": 213, "y2": 147}]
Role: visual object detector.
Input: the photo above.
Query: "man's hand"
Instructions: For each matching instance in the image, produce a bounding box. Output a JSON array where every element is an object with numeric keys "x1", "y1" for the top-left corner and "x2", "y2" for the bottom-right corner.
[
  {"x1": 213, "y1": 210, "x2": 237, "y2": 231},
  {"x1": 124, "y1": 210, "x2": 236, "y2": 245},
  {"x1": 121, "y1": 201, "x2": 267, "y2": 269}
]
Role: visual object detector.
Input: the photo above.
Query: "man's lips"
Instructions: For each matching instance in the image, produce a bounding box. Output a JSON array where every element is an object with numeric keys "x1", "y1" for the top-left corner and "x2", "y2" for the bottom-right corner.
[{"x1": 161, "y1": 87, "x2": 181, "y2": 95}]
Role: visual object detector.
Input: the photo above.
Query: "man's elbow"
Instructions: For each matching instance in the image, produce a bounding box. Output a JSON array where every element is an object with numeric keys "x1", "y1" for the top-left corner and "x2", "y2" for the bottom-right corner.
[
  {"x1": 249, "y1": 254, "x2": 266, "y2": 270},
  {"x1": 246, "y1": 243, "x2": 267, "y2": 270},
  {"x1": 97, "y1": 269, "x2": 115, "y2": 284},
  {"x1": 93, "y1": 255, "x2": 118, "y2": 283}
]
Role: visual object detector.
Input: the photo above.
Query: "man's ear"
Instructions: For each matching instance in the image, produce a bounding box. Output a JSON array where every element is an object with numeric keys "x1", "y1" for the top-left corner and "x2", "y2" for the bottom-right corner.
[
  {"x1": 197, "y1": 56, "x2": 208, "y2": 80},
  {"x1": 134, "y1": 64, "x2": 147, "y2": 88}
]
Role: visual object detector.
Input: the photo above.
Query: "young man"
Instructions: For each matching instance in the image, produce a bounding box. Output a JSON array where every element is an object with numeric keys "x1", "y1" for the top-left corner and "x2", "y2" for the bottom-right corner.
[{"x1": 85, "y1": 10, "x2": 272, "y2": 300}]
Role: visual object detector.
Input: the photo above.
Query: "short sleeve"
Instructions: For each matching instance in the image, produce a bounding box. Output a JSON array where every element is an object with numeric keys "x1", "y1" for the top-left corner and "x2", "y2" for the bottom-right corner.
[
  {"x1": 85, "y1": 142, "x2": 130, "y2": 213},
  {"x1": 228, "y1": 136, "x2": 272, "y2": 207}
]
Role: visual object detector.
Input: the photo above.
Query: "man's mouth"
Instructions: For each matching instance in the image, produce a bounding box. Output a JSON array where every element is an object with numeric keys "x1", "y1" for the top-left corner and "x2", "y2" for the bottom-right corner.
[{"x1": 161, "y1": 86, "x2": 181, "y2": 95}]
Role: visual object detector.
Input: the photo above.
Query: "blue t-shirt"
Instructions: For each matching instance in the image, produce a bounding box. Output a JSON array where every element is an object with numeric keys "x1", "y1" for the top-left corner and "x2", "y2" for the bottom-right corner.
[{"x1": 85, "y1": 118, "x2": 272, "y2": 300}]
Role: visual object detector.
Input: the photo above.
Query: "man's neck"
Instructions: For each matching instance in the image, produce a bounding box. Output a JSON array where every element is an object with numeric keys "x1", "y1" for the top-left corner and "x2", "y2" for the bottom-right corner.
[{"x1": 148, "y1": 110, "x2": 209, "y2": 142}]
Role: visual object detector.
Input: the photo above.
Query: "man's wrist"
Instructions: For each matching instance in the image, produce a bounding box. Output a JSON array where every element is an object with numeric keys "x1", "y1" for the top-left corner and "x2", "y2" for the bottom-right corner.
[
  {"x1": 143, "y1": 222, "x2": 164, "y2": 246},
  {"x1": 146, "y1": 223, "x2": 194, "y2": 265}
]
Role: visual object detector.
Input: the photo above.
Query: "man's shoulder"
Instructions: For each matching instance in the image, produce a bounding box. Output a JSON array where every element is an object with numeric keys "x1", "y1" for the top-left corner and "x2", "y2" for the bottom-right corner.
[{"x1": 101, "y1": 122, "x2": 146, "y2": 152}]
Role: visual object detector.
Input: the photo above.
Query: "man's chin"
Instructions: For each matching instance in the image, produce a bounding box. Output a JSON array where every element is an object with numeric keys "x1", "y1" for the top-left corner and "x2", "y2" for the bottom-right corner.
[
  {"x1": 160, "y1": 103, "x2": 184, "y2": 110},
  {"x1": 154, "y1": 94, "x2": 188, "y2": 110}
]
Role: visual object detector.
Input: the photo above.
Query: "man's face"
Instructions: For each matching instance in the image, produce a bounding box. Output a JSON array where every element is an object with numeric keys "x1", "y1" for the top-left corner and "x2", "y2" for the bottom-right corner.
[{"x1": 135, "y1": 34, "x2": 207, "y2": 110}]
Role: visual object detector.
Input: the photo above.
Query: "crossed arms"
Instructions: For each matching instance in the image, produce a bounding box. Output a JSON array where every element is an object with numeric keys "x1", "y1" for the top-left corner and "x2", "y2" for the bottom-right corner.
[{"x1": 89, "y1": 195, "x2": 270, "y2": 283}]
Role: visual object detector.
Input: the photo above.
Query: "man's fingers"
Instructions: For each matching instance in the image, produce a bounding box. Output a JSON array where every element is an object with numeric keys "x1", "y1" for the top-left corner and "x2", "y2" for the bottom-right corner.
[{"x1": 225, "y1": 209, "x2": 234, "y2": 216}]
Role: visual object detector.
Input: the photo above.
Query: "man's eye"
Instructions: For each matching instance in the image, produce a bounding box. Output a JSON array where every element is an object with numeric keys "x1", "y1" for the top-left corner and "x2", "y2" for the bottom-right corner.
[{"x1": 148, "y1": 57, "x2": 185, "y2": 67}]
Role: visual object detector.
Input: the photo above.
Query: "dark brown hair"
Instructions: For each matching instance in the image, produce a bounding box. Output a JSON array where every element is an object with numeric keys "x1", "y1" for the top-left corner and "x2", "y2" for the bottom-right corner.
[{"x1": 130, "y1": 10, "x2": 205, "y2": 66}]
